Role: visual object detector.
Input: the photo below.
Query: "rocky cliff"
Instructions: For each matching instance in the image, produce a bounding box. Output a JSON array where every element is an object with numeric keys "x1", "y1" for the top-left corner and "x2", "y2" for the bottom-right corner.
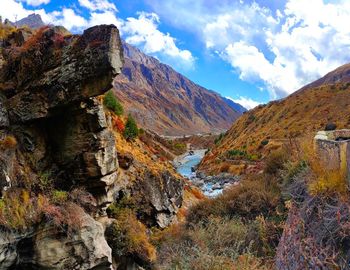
[
  {"x1": 0, "y1": 23, "x2": 184, "y2": 269},
  {"x1": 113, "y1": 43, "x2": 243, "y2": 136}
]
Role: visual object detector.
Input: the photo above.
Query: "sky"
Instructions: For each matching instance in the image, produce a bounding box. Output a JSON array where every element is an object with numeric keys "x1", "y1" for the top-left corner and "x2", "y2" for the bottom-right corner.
[{"x1": 2, "y1": 0, "x2": 350, "y2": 109}]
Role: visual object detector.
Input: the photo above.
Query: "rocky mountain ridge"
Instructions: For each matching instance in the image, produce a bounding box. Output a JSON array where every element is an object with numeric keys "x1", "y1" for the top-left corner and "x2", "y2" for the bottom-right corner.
[
  {"x1": 0, "y1": 13, "x2": 45, "y2": 29},
  {"x1": 113, "y1": 42, "x2": 244, "y2": 136}
]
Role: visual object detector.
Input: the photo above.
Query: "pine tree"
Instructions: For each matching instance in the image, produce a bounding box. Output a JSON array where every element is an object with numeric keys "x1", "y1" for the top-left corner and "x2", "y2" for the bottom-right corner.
[
  {"x1": 123, "y1": 114, "x2": 139, "y2": 140},
  {"x1": 104, "y1": 90, "x2": 124, "y2": 116}
]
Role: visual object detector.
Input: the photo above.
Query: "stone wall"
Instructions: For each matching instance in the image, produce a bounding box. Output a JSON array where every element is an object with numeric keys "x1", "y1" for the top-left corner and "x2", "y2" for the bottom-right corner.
[{"x1": 314, "y1": 129, "x2": 350, "y2": 181}]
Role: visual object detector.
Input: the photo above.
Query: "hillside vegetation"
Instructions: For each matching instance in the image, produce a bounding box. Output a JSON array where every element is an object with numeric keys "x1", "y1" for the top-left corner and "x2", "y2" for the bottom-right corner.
[{"x1": 200, "y1": 64, "x2": 350, "y2": 174}]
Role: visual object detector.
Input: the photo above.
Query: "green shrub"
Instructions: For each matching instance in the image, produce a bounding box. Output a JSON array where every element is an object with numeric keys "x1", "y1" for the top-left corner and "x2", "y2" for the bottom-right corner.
[
  {"x1": 123, "y1": 114, "x2": 139, "y2": 140},
  {"x1": 215, "y1": 133, "x2": 225, "y2": 145},
  {"x1": 138, "y1": 128, "x2": 145, "y2": 135},
  {"x1": 261, "y1": 140, "x2": 269, "y2": 146},
  {"x1": 38, "y1": 171, "x2": 53, "y2": 191},
  {"x1": 174, "y1": 142, "x2": 186, "y2": 150},
  {"x1": 52, "y1": 190, "x2": 68, "y2": 204},
  {"x1": 104, "y1": 90, "x2": 124, "y2": 116},
  {"x1": 227, "y1": 149, "x2": 247, "y2": 158}
]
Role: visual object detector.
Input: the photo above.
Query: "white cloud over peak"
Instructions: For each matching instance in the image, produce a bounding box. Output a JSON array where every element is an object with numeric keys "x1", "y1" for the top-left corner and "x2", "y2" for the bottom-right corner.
[
  {"x1": 120, "y1": 12, "x2": 195, "y2": 68},
  {"x1": 146, "y1": 0, "x2": 350, "y2": 99},
  {"x1": 226, "y1": 96, "x2": 261, "y2": 110}
]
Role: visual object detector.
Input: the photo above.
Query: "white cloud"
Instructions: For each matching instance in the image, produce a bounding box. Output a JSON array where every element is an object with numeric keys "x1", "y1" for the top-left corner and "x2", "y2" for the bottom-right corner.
[
  {"x1": 44, "y1": 8, "x2": 88, "y2": 31},
  {"x1": 78, "y1": 0, "x2": 117, "y2": 11},
  {"x1": 19, "y1": 0, "x2": 50, "y2": 6},
  {"x1": 224, "y1": 41, "x2": 299, "y2": 99},
  {"x1": 1, "y1": 1, "x2": 194, "y2": 71},
  {"x1": 120, "y1": 12, "x2": 195, "y2": 68},
  {"x1": 0, "y1": 0, "x2": 32, "y2": 21},
  {"x1": 145, "y1": 0, "x2": 350, "y2": 99},
  {"x1": 88, "y1": 11, "x2": 122, "y2": 28},
  {"x1": 226, "y1": 96, "x2": 261, "y2": 110}
]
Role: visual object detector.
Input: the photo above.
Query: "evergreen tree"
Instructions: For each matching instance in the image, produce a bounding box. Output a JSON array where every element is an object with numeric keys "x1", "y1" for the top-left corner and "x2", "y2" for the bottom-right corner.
[
  {"x1": 123, "y1": 114, "x2": 139, "y2": 140},
  {"x1": 104, "y1": 90, "x2": 124, "y2": 116}
]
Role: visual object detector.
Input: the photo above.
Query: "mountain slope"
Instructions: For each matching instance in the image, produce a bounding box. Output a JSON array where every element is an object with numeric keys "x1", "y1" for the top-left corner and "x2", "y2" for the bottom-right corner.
[
  {"x1": 223, "y1": 97, "x2": 247, "y2": 114},
  {"x1": 113, "y1": 43, "x2": 243, "y2": 136},
  {"x1": 15, "y1": 14, "x2": 45, "y2": 28},
  {"x1": 200, "y1": 63, "x2": 350, "y2": 173}
]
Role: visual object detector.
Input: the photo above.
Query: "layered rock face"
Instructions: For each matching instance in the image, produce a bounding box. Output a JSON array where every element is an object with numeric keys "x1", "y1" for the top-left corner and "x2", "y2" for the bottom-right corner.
[
  {"x1": 0, "y1": 24, "x2": 123, "y2": 270},
  {"x1": 0, "y1": 24, "x2": 183, "y2": 269},
  {"x1": 0, "y1": 24, "x2": 123, "y2": 207}
]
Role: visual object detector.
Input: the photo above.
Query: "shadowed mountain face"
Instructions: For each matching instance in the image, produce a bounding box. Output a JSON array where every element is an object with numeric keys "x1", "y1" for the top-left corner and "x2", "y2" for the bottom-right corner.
[
  {"x1": 113, "y1": 43, "x2": 244, "y2": 136},
  {"x1": 5, "y1": 14, "x2": 45, "y2": 29},
  {"x1": 199, "y1": 62, "x2": 350, "y2": 173}
]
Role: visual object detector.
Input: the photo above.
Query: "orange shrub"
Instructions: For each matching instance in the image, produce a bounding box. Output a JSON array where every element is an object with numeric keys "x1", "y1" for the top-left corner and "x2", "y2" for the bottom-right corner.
[
  {"x1": 20, "y1": 26, "x2": 49, "y2": 52},
  {"x1": 113, "y1": 116, "x2": 125, "y2": 133},
  {"x1": 0, "y1": 135, "x2": 17, "y2": 149}
]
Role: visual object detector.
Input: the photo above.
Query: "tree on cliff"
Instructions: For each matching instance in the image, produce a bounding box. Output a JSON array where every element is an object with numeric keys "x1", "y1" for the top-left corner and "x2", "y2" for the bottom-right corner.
[
  {"x1": 123, "y1": 114, "x2": 139, "y2": 140},
  {"x1": 104, "y1": 90, "x2": 124, "y2": 116}
]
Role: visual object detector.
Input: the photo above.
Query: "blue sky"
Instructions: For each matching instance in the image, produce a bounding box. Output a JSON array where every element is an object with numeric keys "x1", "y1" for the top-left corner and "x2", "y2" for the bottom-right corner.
[{"x1": 3, "y1": 0, "x2": 350, "y2": 109}]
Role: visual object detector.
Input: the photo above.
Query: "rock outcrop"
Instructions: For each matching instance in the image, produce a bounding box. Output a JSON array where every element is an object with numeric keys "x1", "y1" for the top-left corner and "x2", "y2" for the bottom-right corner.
[
  {"x1": 0, "y1": 23, "x2": 123, "y2": 270},
  {"x1": 0, "y1": 23, "x2": 184, "y2": 270},
  {"x1": 0, "y1": 210, "x2": 112, "y2": 270}
]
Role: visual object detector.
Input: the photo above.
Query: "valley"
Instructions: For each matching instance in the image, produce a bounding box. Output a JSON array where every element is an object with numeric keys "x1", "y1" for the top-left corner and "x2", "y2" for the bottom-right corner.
[{"x1": 1, "y1": 9, "x2": 350, "y2": 270}]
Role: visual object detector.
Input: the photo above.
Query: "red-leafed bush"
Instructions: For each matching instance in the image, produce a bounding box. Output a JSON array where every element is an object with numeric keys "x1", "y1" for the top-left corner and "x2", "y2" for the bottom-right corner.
[
  {"x1": 52, "y1": 33, "x2": 66, "y2": 48},
  {"x1": 20, "y1": 26, "x2": 49, "y2": 52},
  {"x1": 113, "y1": 116, "x2": 125, "y2": 133}
]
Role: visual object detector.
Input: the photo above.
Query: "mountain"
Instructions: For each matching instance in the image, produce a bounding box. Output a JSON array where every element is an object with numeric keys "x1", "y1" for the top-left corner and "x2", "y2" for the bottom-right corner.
[
  {"x1": 199, "y1": 63, "x2": 350, "y2": 173},
  {"x1": 3, "y1": 13, "x2": 45, "y2": 29},
  {"x1": 113, "y1": 43, "x2": 243, "y2": 136},
  {"x1": 222, "y1": 97, "x2": 247, "y2": 114}
]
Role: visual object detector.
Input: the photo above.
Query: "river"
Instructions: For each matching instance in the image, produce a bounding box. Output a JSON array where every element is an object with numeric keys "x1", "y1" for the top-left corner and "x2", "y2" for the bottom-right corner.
[
  {"x1": 174, "y1": 149, "x2": 227, "y2": 197},
  {"x1": 175, "y1": 150, "x2": 206, "y2": 178}
]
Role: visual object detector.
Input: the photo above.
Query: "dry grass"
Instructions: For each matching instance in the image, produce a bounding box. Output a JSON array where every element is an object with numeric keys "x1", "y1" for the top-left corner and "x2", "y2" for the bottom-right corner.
[
  {"x1": 0, "y1": 24, "x2": 16, "y2": 39},
  {"x1": 187, "y1": 174, "x2": 282, "y2": 225},
  {"x1": 299, "y1": 137, "x2": 348, "y2": 196},
  {"x1": 0, "y1": 188, "x2": 84, "y2": 231},
  {"x1": 201, "y1": 82, "x2": 350, "y2": 173},
  {"x1": 153, "y1": 217, "x2": 268, "y2": 270},
  {"x1": 0, "y1": 135, "x2": 17, "y2": 149},
  {"x1": 20, "y1": 26, "x2": 49, "y2": 52},
  {"x1": 106, "y1": 208, "x2": 156, "y2": 264}
]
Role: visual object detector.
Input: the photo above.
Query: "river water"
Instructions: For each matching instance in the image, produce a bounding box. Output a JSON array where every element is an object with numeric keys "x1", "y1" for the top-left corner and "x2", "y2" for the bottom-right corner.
[
  {"x1": 175, "y1": 150, "x2": 225, "y2": 197},
  {"x1": 176, "y1": 152, "x2": 204, "y2": 178}
]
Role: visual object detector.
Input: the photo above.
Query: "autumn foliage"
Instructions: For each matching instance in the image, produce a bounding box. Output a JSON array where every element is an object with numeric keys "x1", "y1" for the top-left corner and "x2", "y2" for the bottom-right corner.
[{"x1": 113, "y1": 116, "x2": 125, "y2": 133}]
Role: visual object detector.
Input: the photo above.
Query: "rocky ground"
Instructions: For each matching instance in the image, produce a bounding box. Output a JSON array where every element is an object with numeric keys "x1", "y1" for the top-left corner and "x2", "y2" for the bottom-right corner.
[{"x1": 191, "y1": 172, "x2": 240, "y2": 197}]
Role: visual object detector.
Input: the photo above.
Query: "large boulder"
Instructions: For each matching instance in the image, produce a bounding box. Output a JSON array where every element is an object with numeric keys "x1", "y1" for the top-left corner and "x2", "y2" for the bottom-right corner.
[
  {"x1": 34, "y1": 210, "x2": 112, "y2": 270},
  {"x1": 0, "y1": 210, "x2": 113, "y2": 270}
]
